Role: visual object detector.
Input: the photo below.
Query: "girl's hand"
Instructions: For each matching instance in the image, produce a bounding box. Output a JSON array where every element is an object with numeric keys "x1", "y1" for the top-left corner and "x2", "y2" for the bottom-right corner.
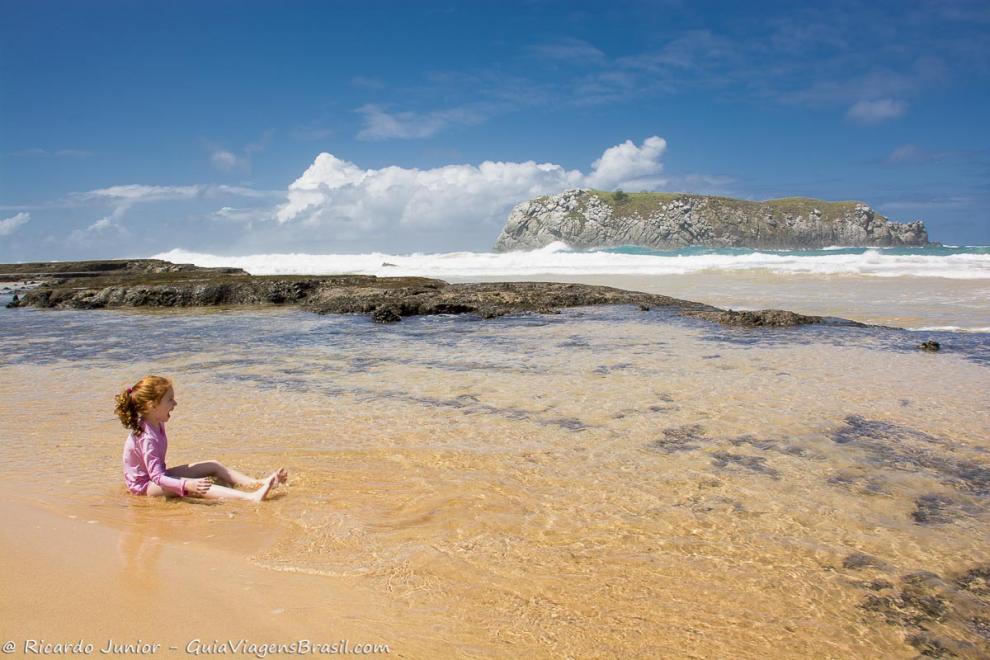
[{"x1": 184, "y1": 478, "x2": 211, "y2": 497}]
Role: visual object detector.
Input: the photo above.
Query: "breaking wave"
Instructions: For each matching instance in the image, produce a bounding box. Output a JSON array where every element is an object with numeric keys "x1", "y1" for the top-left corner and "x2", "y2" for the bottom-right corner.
[{"x1": 154, "y1": 244, "x2": 990, "y2": 280}]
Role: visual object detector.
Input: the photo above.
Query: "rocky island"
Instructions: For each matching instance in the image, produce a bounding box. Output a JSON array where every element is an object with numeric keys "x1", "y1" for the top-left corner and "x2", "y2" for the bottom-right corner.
[
  {"x1": 494, "y1": 189, "x2": 930, "y2": 251},
  {"x1": 1, "y1": 259, "x2": 849, "y2": 328}
]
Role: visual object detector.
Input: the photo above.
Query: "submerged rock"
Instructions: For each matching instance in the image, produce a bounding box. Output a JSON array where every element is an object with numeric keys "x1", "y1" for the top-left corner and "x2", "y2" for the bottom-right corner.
[
  {"x1": 856, "y1": 565, "x2": 990, "y2": 656},
  {"x1": 843, "y1": 552, "x2": 891, "y2": 571}
]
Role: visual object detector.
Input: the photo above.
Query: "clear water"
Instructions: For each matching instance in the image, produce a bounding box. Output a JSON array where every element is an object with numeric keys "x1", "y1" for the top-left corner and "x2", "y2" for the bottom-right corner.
[{"x1": 1, "y1": 302, "x2": 988, "y2": 656}]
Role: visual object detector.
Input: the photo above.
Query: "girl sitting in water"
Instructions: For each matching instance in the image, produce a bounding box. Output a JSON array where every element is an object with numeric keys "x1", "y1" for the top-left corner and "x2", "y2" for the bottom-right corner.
[{"x1": 115, "y1": 375, "x2": 286, "y2": 502}]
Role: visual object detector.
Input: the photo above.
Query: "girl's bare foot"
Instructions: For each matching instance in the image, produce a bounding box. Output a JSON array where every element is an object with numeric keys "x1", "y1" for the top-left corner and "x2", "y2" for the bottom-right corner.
[
  {"x1": 252, "y1": 468, "x2": 287, "y2": 488},
  {"x1": 248, "y1": 473, "x2": 278, "y2": 502}
]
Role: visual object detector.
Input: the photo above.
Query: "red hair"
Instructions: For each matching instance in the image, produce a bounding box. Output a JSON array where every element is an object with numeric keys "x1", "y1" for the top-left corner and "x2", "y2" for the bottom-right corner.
[{"x1": 114, "y1": 375, "x2": 172, "y2": 436}]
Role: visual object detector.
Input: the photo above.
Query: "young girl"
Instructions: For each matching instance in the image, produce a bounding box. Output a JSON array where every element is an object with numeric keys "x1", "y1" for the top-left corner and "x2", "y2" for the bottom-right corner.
[{"x1": 115, "y1": 375, "x2": 287, "y2": 502}]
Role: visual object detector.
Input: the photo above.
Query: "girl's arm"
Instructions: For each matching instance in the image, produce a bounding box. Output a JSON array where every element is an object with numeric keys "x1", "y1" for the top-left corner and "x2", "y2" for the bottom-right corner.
[{"x1": 139, "y1": 433, "x2": 186, "y2": 497}]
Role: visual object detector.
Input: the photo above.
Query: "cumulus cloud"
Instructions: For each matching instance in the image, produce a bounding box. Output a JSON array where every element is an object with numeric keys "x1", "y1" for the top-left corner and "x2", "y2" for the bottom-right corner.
[
  {"x1": 847, "y1": 98, "x2": 907, "y2": 123},
  {"x1": 0, "y1": 212, "x2": 30, "y2": 236},
  {"x1": 585, "y1": 137, "x2": 667, "y2": 189},
  {"x1": 275, "y1": 137, "x2": 670, "y2": 240}
]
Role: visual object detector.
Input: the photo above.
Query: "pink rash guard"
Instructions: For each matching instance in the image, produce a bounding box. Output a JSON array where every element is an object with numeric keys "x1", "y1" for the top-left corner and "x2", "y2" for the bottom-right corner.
[{"x1": 122, "y1": 420, "x2": 185, "y2": 496}]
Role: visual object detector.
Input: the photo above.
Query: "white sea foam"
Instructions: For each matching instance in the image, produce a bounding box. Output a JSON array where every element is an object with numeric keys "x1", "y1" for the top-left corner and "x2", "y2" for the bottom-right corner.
[
  {"x1": 153, "y1": 244, "x2": 990, "y2": 280},
  {"x1": 907, "y1": 326, "x2": 990, "y2": 333}
]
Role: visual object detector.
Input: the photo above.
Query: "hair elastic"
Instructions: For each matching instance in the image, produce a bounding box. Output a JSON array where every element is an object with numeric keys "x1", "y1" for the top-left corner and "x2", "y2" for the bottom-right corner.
[{"x1": 127, "y1": 387, "x2": 133, "y2": 394}]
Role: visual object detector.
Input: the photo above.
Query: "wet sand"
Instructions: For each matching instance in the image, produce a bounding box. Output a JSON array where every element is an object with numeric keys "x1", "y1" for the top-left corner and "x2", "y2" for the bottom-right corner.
[
  {"x1": 1, "y1": 306, "x2": 988, "y2": 657},
  {"x1": 0, "y1": 495, "x2": 401, "y2": 654},
  {"x1": 447, "y1": 272, "x2": 990, "y2": 330}
]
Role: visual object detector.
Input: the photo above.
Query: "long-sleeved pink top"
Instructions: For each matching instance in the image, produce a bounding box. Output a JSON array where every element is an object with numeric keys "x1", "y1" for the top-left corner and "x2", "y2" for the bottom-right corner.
[{"x1": 122, "y1": 420, "x2": 185, "y2": 496}]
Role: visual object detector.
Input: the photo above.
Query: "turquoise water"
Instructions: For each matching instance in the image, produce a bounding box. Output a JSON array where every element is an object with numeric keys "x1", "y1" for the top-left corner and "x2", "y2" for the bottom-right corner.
[{"x1": 596, "y1": 245, "x2": 990, "y2": 258}]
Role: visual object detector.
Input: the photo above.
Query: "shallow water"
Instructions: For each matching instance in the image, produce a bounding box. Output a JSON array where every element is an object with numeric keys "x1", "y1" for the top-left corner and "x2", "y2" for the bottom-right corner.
[
  {"x1": 1, "y1": 304, "x2": 989, "y2": 657},
  {"x1": 447, "y1": 272, "x2": 990, "y2": 332}
]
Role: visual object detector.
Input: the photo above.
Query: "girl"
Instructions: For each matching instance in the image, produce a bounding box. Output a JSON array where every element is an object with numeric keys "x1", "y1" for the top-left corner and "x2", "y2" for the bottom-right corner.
[{"x1": 115, "y1": 375, "x2": 287, "y2": 502}]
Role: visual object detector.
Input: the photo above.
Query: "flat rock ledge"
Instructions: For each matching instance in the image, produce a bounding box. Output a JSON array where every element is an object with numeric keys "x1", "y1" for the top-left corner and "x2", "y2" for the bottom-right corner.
[{"x1": 2, "y1": 259, "x2": 857, "y2": 329}]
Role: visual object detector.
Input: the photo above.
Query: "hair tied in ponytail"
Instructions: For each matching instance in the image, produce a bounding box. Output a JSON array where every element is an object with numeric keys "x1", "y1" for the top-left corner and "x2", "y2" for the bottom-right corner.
[{"x1": 115, "y1": 376, "x2": 172, "y2": 436}]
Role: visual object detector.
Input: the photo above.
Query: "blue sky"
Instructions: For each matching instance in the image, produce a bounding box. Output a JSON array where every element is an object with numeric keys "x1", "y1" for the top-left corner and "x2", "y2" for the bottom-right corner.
[{"x1": 1, "y1": 0, "x2": 988, "y2": 260}]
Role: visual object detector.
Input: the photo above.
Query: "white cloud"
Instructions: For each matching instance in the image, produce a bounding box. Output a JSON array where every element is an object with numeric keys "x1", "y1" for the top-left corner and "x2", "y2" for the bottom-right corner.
[
  {"x1": 530, "y1": 38, "x2": 606, "y2": 65},
  {"x1": 80, "y1": 184, "x2": 205, "y2": 202},
  {"x1": 205, "y1": 133, "x2": 269, "y2": 173},
  {"x1": 77, "y1": 184, "x2": 274, "y2": 203},
  {"x1": 0, "y1": 212, "x2": 30, "y2": 236},
  {"x1": 67, "y1": 212, "x2": 130, "y2": 245},
  {"x1": 351, "y1": 76, "x2": 385, "y2": 89},
  {"x1": 211, "y1": 149, "x2": 240, "y2": 171},
  {"x1": 66, "y1": 184, "x2": 278, "y2": 243},
  {"x1": 9, "y1": 148, "x2": 91, "y2": 158},
  {"x1": 356, "y1": 103, "x2": 491, "y2": 141},
  {"x1": 887, "y1": 144, "x2": 924, "y2": 163},
  {"x1": 847, "y1": 98, "x2": 907, "y2": 123},
  {"x1": 212, "y1": 206, "x2": 276, "y2": 223},
  {"x1": 585, "y1": 137, "x2": 667, "y2": 189},
  {"x1": 87, "y1": 217, "x2": 114, "y2": 232},
  {"x1": 275, "y1": 137, "x2": 670, "y2": 239}
]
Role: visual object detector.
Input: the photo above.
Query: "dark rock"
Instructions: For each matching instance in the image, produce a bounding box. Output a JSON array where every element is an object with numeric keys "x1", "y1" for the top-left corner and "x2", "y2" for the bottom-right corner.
[
  {"x1": 843, "y1": 552, "x2": 890, "y2": 571},
  {"x1": 956, "y1": 566, "x2": 990, "y2": 599},
  {"x1": 683, "y1": 308, "x2": 824, "y2": 328},
  {"x1": 828, "y1": 470, "x2": 888, "y2": 495},
  {"x1": 906, "y1": 631, "x2": 960, "y2": 658},
  {"x1": 832, "y1": 416, "x2": 990, "y2": 496},
  {"x1": 710, "y1": 451, "x2": 780, "y2": 479},
  {"x1": 1, "y1": 258, "x2": 875, "y2": 330},
  {"x1": 649, "y1": 424, "x2": 706, "y2": 453},
  {"x1": 856, "y1": 565, "x2": 990, "y2": 656},
  {"x1": 371, "y1": 306, "x2": 401, "y2": 324},
  {"x1": 912, "y1": 494, "x2": 962, "y2": 525},
  {"x1": 919, "y1": 340, "x2": 941, "y2": 352},
  {"x1": 865, "y1": 579, "x2": 894, "y2": 591}
]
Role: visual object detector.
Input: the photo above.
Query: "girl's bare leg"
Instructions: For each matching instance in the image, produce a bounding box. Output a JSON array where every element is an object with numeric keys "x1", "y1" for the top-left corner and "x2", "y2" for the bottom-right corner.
[
  {"x1": 168, "y1": 460, "x2": 283, "y2": 488},
  {"x1": 144, "y1": 472, "x2": 279, "y2": 501},
  {"x1": 202, "y1": 476, "x2": 275, "y2": 502}
]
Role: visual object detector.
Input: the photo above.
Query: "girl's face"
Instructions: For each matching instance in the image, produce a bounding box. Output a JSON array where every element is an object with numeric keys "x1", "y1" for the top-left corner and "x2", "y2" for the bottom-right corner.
[{"x1": 144, "y1": 387, "x2": 177, "y2": 425}]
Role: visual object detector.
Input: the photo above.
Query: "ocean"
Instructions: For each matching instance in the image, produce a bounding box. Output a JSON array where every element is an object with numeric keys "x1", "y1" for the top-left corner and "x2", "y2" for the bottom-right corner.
[
  {"x1": 1, "y1": 246, "x2": 988, "y2": 656},
  {"x1": 155, "y1": 244, "x2": 990, "y2": 331}
]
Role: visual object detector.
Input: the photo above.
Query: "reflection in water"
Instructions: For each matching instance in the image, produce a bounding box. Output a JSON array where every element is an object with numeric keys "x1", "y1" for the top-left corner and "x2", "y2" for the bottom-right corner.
[
  {"x1": 117, "y1": 527, "x2": 164, "y2": 588},
  {"x1": 1, "y1": 305, "x2": 989, "y2": 657}
]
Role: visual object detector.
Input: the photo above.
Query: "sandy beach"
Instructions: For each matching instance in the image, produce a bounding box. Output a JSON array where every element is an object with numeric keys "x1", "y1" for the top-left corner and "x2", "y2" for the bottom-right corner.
[
  {"x1": 2, "y1": 302, "x2": 988, "y2": 657},
  {"x1": 0, "y1": 491, "x2": 428, "y2": 656}
]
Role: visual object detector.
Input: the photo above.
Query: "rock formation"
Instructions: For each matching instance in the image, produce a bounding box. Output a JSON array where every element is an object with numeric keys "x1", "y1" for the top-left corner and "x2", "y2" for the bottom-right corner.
[
  {"x1": 1, "y1": 259, "x2": 860, "y2": 328},
  {"x1": 494, "y1": 189, "x2": 930, "y2": 251}
]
